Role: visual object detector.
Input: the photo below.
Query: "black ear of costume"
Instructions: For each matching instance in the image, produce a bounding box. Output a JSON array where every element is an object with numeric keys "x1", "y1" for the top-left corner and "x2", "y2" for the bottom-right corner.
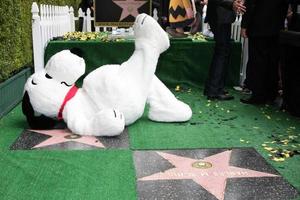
[
  {"x1": 22, "y1": 91, "x2": 66, "y2": 129},
  {"x1": 70, "y1": 48, "x2": 84, "y2": 58}
]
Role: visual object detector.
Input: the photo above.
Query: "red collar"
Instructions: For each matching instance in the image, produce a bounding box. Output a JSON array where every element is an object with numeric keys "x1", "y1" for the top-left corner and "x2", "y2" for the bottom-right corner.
[{"x1": 57, "y1": 85, "x2": 78, "y2": 120}]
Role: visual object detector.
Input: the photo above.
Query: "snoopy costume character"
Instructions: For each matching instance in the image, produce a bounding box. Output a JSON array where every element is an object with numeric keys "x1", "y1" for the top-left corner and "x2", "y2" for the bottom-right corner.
[{"x1": 23, "y1": 14, "x2": 192, "y2": 136}]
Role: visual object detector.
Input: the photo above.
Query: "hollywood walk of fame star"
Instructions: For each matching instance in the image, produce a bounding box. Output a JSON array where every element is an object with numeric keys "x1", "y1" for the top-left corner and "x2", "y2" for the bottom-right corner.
[
  {"x1": 113, "y1": 0, "x2": 147, "y2": 21},
  {"x1": 139, "y1": 150, "x2": 279, "y2": 200},
  {"x1": 30, "y1": 129, "x2": 105, "y2": 149}
]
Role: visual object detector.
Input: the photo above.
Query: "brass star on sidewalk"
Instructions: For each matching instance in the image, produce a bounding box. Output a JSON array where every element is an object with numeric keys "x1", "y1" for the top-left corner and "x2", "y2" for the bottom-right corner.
[
  {"x1": 30, "y1": 129, "x2": 105, "y2": 149},
  {"x1": 139, "y1": 150, "x2": 279, "y2": 200}
]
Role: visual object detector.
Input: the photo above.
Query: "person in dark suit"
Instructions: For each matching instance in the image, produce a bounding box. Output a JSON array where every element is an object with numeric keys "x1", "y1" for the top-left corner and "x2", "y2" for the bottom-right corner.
[
  {"x1": 288, "y1": 0, "x2": 300, "y2": 31},
  {"x1": 240, "y1": 0, "x2": 288, "y2": 104},
  {"x1": 204, "y1": 0, "x2": 246, "y2": 100}
]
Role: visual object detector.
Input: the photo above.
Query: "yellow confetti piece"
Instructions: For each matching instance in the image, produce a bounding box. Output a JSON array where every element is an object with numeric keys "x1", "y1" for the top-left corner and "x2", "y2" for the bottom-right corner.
[
  {"x1": 253, "y1": 126, "x2": 259, "y2": 129},
  {"x1": 284, "y1": 153, "x2": 290, "y2": 158},
  {"x1": 265, "y1": 115, "x2": 271, "y2": 119},
  {"x1": 221, "y1": 108, "x2": 224, "y2": 111},
  {"x1": 262, "y1": 144, "x2": 267, "y2": 147},
  {"x1": 207, "y1": 100, "x2": 211, "y2": 103},
  {"x1": 175, "y1": 85, "x2": 180, "y2": 92},
  {"x1": 206, "y1": 103, "x2": 211, "y2": 107},
  {"x1": 264, "y1": 147, "x2": 273, "y2": 151},
  {"x1": 271, "y1": 141, "x2": 276, "y2": 144},
  {"x1": 199, "y1": 111, "x2": 202, "y2": 114},
  {"x1": 227, "y1": 110, "x2": 230, "y2": 113},
  {"x1": 283, "y1": 150, "x2": 291, "y2": 154},
  {"x1": 281, "y1": 139, "x2": 289, "y2": 143},
  {"x1": 272, "y1": 157, "x2": 285, "y2": 162},
  {"x1": 240, "y1": 139, "x2": 245, "y2": 142},
  {"x1": 246, "y1": 141, "x2": 250, "y2": 144}
]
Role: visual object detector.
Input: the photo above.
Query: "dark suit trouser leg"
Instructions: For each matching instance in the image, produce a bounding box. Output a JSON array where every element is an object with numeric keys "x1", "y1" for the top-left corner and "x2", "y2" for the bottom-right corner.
[
  {"x1": 205, "y1": 24, "x2": 232, "y2": 96},
  {"x1": 247, "y1": 36, "x2": 279, "y2": 100}
]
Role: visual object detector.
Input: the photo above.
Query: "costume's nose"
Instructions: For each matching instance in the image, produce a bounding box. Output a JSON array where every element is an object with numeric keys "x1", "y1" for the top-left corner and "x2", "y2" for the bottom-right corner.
[{"x1": 30, "y1": 73, "x2": 43, "y2": 86}]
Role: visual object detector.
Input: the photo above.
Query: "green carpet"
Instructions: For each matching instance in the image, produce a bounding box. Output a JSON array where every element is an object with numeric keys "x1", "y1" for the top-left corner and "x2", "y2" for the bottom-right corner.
[
  {"x1": 129, "y1": 87, "x2": 300, "y2": 192},
  {"x1": 0, "y1": 150, "x2": 136, "y2": 200},
  {"x1": 0, "y1": 87, "x2": 300, "y2": 199}
]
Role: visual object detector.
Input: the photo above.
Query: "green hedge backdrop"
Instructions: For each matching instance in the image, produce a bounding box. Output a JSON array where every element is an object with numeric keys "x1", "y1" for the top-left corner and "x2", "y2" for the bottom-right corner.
[{"x1": 0, "y1": 0, "x2": 81, "y2": 83}]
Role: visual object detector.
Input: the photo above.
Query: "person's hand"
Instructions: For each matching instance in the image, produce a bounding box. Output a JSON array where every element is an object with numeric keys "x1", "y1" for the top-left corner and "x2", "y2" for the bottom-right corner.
[
  {"x1": 186, "y1": 7, "x2": 194, "y2": 19},
  {"x1": 287, "y1": 5, "x2": 293, "y2": 19},
  {"x1": 241, "y1": 28, "x2": 248, "y2": 38},
  {"x1": 200, "y1": 0, "x2": 208, "y2": 5},
  {"x1": 233, "y1": 0, "x2": 246, "y2": 14}
]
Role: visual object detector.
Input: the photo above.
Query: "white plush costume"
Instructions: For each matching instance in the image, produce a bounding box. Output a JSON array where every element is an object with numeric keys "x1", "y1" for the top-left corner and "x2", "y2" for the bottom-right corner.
[{"x1": 24, "y1": 14, "x2": 192, "y2": 136}]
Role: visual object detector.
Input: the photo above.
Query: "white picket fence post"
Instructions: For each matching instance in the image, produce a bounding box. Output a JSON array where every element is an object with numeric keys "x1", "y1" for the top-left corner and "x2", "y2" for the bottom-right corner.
[
  {"x1": 153, "y1": 8, "x2": 158, "y2": 21},
  {"x1": 32, "y1": 2, "x2": 43, "y2": 72},
  {"x1": 86, "y1": 8, "x2": 92, "y2": 32},
  {"x1": 231, "y1": 14, "x2": 242, "y2": 42},
  {"x1": 240, "y1": 38, "x2": 248, "y2": 85},
  {"x1": 69, "y1": 6, "x2": 75, "y2": 32}
]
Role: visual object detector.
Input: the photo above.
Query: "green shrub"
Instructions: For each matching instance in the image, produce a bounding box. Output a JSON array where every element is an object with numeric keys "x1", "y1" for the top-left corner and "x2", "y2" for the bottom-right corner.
[{"x1": 0, "y1": 0, "x2": 81, "y2": 83}]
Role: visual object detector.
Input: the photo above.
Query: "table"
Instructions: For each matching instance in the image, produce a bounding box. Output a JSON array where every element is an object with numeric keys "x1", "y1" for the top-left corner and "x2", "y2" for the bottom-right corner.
[{"x1": 45, "y1": 38, "x2": 241, "y2": 87}]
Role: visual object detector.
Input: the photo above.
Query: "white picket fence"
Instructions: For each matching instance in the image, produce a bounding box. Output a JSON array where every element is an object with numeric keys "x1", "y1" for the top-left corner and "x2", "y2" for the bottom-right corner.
[
  {"x1": 32, "y1": 2, "x2": 76, "y2": 72},
  {"x1": 31, "y1": 2, "x2": 246, "y2": 82}
]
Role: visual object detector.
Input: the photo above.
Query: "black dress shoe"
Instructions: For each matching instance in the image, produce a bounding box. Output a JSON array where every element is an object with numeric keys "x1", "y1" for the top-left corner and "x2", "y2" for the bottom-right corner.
[
  {"x1": 223, "y1": 90, "x2": 229, "y2": 95},
  {"x1": 207, "y1": 94, "x2": 234, "y2": 101},
  {"x1": 204, "y1": 89, "x2": 229, "y2": 96},
  {"x1": 240, "y1": 97, "x2": 266, "y2": 105}
]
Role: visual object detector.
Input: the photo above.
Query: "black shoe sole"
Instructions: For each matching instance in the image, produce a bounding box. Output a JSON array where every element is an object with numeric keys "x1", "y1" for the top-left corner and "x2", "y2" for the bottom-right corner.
[{"x1": 207, "y1": 95, "x2": 234, "y2": 101}]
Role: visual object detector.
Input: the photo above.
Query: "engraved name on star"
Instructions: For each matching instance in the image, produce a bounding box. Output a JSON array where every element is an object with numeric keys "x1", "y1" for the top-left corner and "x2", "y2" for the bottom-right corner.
[
  {"x1": 113, "y1": 0, "x2": 147, "y2": 21},
  {"x1": 30, "y1": 129, "x2": 105, "y2": 149},
  {"x1": 139, "y1": 150, "x2": 279, "y2": 200}
]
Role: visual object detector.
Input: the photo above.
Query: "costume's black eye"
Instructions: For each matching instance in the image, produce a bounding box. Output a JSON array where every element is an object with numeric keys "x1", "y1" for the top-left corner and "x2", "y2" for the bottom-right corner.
[
  {"x1": 45, "y1": 73, "x2": 52, "y2": 79},
  {"x1": 141, "y1": 15, "x2": 147, "y2": 25}
]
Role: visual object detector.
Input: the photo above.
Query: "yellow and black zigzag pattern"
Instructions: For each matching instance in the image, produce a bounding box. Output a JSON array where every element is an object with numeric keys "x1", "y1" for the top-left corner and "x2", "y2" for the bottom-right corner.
[
  {"x1": 169, "y1": 6, "x2": 186, "y2": 19},
  {"x1": 169, "y1": 0, "x2": 192, "y2": 23}
]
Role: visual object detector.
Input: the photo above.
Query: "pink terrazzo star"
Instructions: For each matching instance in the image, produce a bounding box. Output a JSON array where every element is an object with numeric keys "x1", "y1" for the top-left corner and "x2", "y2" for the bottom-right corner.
[
  {"x1": 30, "y1": 129, "x2": 105, "y2": 149},
  {"x1": 139, "y1": 150, "x2": 279, "y2": 200},
  {"x1": 113, "y1": 0, "x2": 147, "y2": 21}
]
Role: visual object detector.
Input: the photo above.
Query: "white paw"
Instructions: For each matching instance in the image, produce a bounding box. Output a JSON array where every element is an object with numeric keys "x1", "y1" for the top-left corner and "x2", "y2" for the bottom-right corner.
[
  {"x1": 93, "y1": 108, "x2": 125, "y2": 136},
  {"x1": 148, "y1": 100, "x2": 192, "y2": 122}
]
